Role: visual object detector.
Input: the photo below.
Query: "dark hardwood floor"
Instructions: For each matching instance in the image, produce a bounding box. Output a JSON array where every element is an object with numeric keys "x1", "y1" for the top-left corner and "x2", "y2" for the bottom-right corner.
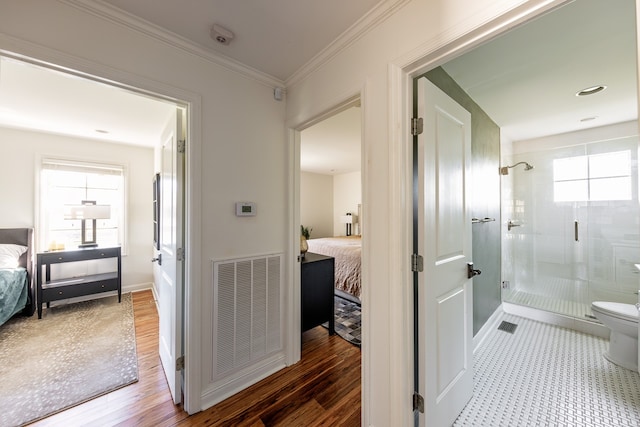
[{"x1": 29, "y1": 290, "x2": 361, "y2": 426}]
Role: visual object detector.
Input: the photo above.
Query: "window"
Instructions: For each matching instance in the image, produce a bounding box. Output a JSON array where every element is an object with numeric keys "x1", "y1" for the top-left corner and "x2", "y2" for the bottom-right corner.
[
  {"x1": 553, "y1": 150, "x2": 631, "y2": 202},
  {"x1": 40, "y1": 158, "x2": 126, "y2": 252}
]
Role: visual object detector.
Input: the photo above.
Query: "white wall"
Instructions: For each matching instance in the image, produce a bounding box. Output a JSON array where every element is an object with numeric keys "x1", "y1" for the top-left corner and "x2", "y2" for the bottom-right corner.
[
  {"x1": 333, "y1": 171, "x2": 361, "y2": 236},
  {"x1": 0, "y1": 126, "x2": 154, "y2": 289},
  {"x1": 300, "y1": 171, "x2": 333, "y2": 238},
  {"x1": 1, "y1": 0, "x2": 286, "y2": 414},
  {"x1": 300, "y1": 170, "x2": 362, "y2": 238}
]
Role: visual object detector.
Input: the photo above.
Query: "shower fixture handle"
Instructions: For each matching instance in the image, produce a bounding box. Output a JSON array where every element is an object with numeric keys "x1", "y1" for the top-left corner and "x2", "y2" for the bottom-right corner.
[{"x1": 467, "y1": 262, "x2": 482, "y2": 279}]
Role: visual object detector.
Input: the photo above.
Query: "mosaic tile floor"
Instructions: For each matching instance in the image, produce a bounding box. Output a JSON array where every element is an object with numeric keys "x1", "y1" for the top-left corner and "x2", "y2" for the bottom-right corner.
[{"x1": 454, "y1": 314, "x2": 640, "y2": 426}]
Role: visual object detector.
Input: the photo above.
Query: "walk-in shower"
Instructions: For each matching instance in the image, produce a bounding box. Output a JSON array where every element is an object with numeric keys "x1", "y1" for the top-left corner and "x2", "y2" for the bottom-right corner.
[{"x1": 501, "y1": 132, "x2": 640, "y2": 321}]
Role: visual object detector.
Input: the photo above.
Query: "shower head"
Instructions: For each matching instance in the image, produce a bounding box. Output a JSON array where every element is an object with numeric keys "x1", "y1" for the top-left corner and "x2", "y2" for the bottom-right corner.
[{"x1": 499, "y1": 162, "x2": 534, "y2": 175}]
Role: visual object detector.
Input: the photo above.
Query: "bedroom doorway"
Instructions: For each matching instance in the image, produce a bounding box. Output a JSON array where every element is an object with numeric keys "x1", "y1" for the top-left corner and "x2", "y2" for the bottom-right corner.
[
  {"x1": 297, "y1": 98, "x2": 363, "y2": 397},
  {"x1": 0, "y1": 52, "x2": 194, "y2": 412}
]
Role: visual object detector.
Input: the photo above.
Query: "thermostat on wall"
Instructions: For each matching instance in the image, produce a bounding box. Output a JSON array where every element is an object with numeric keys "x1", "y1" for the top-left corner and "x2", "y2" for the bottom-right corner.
[{"x1": 236, "y1": 202, "x2": 256, "y2": 216}]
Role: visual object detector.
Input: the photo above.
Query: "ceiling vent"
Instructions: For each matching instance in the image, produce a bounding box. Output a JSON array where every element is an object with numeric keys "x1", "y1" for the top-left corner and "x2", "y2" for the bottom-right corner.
[{"x1": 210, "y1": 24, "x2": 234, "y2": 45}]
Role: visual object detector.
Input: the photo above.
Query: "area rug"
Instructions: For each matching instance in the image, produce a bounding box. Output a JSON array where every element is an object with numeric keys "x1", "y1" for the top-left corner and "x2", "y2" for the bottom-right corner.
[
  {"x1": 0, "y1": 293, "x2": 138, "y2": 427},
  {"x1": 324, "y1": 295, "x2": 361, "y2": 347}
]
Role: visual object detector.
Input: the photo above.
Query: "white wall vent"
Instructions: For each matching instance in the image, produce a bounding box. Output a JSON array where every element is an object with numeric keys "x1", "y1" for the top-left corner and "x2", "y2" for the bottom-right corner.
[{"x1": 212, "y1": 253, "x2": 283, "y2": 380}]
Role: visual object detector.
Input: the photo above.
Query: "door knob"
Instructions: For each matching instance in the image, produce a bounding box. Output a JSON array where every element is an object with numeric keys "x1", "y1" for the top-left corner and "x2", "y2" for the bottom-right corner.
[
  {"x1": 151, "y1": 253, "x2": 162, "y2": 266},
  {"x1": 467, "y1": 262, "x2": 481, "y2": 279}
]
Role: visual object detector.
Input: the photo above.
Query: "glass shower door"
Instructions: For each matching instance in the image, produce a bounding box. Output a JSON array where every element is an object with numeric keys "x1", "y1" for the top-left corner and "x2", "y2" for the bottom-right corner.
[
  {"x1": 585, "y1": 137, "x2": 639, "y2": 307},
  {"x1": 548, "y1": 149, "x2": 591, "y2": 317},
  {"x1": 503, "y1": 135, "x2": 640, "y2": 319}
]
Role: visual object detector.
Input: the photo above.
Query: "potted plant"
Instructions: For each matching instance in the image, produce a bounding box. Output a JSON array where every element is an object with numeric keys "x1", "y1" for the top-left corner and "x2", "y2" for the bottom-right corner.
[
  {"x1": 301, "y1": 225, "x2": 312, "y2": 240},
  {"x1": 300, "y1": 225, "x2": 312, "y2": 256}
]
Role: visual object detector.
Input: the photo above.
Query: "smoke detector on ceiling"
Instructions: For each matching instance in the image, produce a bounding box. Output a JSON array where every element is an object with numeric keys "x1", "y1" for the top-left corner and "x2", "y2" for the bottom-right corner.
[{"x1": 210, "y1": 24, "x2": 234, "y2": 45}]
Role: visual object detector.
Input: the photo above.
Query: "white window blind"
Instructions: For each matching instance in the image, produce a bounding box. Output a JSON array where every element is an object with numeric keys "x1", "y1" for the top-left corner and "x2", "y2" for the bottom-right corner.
[{"x1": 40, "y1": 158, "x2": 126, "y2": 252}]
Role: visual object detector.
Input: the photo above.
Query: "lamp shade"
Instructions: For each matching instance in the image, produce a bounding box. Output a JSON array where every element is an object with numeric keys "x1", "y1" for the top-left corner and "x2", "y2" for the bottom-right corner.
[{"x1": 64, "y1": 204, "x2": 111, "y2": 220}]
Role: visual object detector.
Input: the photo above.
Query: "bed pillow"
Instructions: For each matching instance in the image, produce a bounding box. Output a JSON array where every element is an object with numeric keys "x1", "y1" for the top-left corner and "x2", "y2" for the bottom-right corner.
[{"x1": 0, "y1": 244, "x2": 28, "y2": 269}]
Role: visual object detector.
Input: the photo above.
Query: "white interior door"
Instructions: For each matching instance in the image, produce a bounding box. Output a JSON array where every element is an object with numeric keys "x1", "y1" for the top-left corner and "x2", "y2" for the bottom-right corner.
[
  {"x1": 156, "y1": 107, "x2": 185, "y2": 404},
  {"x1": 416, "y1": 77, "x2": 473, "y2": 426}
]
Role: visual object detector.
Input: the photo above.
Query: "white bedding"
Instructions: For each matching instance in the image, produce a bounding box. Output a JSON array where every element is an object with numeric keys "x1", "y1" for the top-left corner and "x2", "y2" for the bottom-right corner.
[{"x1": 307, "y1": 236, "x2": 361, "y2": 299}]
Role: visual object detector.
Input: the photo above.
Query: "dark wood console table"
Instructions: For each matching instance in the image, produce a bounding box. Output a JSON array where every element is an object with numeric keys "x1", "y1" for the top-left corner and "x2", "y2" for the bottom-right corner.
[
  {"x1": 37, "y1": 246, "x2": 121, "y2": 319},
  {"x1": 301, "y1": 252, "x2": 335, "y2": 335}
]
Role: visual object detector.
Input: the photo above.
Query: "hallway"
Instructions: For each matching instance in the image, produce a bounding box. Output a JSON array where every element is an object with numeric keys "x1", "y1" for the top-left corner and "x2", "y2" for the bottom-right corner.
[{"x1": 28, "y1": 290, "x2": 361, "y2": 426}]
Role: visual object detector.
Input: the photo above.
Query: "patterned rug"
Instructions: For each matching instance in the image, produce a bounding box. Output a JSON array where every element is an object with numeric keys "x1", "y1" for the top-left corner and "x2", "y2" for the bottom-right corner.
[
  {"x1": 324, "y1": 295, "x2": 361, "y2": 347},
  {"x1": 0, "y1": 293, "x2": 138, "y2": 427}
]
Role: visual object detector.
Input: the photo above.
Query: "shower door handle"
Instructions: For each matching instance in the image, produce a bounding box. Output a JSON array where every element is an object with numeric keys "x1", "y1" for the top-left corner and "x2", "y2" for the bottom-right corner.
[
  {"x1": 574, "y1": 220, "x2": 579, "y2": 242},
  {"x1": 467, "y1": 262, "x2": 482, "y2": 279}
]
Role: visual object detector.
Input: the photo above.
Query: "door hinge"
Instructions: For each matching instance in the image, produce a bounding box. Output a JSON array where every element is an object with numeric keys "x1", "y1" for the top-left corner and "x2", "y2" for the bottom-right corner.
[
  {"x1": 413, "y1": 392, "x2": 424, "y2": 413},
  {"x1": 176, "y1": 355, "x2": 185, "y2": 371},
  {"x1": 411, "y1": 117, "x2": 424, "y2": 136},
  {"x1": 177, "y1": 139, "x2": 186, "y2": 153},
  {"x1": 177, "y1": 247, "x2": 185, "y2": 261},
  {"x1": 411, "y1": 253, "x2": 424, "y2": 272}
]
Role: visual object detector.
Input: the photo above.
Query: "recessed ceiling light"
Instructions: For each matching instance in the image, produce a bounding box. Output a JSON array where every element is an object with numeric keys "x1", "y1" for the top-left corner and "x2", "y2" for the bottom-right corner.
[{"x1": 576, "y1": 85, "x2": 607, "y2": 96}]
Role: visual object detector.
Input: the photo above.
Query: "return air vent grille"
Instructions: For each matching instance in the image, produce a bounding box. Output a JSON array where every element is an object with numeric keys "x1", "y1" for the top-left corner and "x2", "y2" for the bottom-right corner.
[{"x1": 213, "y1": 254, "x2": 283, "y2": 380}]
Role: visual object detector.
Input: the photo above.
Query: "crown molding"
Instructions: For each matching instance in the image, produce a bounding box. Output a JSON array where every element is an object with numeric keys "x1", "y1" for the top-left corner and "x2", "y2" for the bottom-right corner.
[
  {"x1": 60, "y1": 0, "x2": 285, "y2": 88},
  {"x1": 60, "y1": 0, "x2": 409, "y2": 89},
  {"x1": 285, "y1": 0, "x2": 411, "y2": 88}
]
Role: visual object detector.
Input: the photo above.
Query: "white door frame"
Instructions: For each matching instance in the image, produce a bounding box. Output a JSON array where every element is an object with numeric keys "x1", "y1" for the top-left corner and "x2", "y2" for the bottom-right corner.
[
  {"x1": 387, "y1": 1, "x2": 569, "y2": 424},
  {"x1": 285, "y1": 92, "x2": 364, "y2": 373},
  {"x1": 0, "y1": 40, "x2": 203, "y2": 414}
]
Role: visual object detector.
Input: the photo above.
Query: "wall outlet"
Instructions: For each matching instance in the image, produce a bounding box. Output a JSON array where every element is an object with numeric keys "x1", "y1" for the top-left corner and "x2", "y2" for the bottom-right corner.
[{"x1": 502, "y1": 280, "x2": 510, "y2": 289}]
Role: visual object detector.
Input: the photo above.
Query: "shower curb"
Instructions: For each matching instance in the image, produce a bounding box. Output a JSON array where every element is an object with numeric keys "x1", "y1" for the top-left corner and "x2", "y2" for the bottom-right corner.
[{"x1": 502, "y1": 301, "x2": 609, "y2": 338}]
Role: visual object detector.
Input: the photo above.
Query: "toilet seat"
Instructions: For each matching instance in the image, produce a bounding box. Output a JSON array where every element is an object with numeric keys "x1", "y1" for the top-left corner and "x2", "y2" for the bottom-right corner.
[{"x1": 592, "y1": 301, "x2": 639, "y2": 323}]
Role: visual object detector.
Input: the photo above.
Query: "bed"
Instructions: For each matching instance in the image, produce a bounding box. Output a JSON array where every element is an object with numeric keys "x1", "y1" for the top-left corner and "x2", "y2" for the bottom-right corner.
[
  {"x1": 0, "y1": 228, "x2": 36, "y2": 326},
  {"x1": 306, "y1": 235, "x2": 361, "y2": 303}
]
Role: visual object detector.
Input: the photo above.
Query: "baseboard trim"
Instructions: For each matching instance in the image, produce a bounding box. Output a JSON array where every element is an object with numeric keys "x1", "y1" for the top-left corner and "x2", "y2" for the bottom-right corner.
[
  {"x1": 201, "y1": 353, "x2": 286, "y2": 411},
  {"x1": 124, "y1": 282, "x2": 153, "y2": 293},
  {"x1": 473, "y1": 304, "x2": 504, "y2": 353}
]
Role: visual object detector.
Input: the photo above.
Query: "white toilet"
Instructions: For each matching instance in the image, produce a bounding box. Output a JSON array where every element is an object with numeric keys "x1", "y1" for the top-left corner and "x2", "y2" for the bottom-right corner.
[{"x1": 591, "y1": 301, "x2": 639, "y2": 372}]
